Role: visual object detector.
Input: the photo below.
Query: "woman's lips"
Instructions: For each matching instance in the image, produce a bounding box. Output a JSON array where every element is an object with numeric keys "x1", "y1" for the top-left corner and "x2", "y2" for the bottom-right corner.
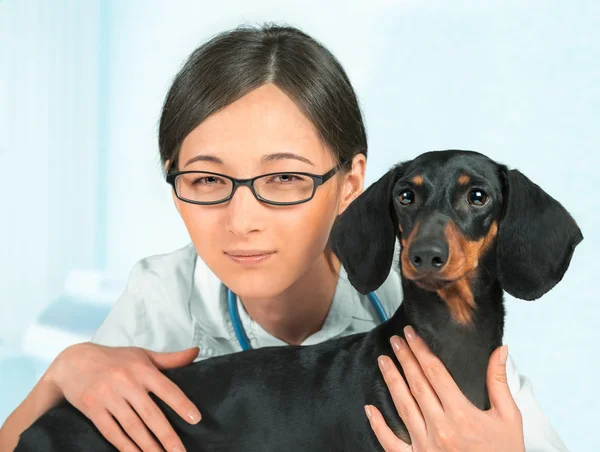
[{"x1": 224, "y1": 250, "x2": 276, "y2": 264}]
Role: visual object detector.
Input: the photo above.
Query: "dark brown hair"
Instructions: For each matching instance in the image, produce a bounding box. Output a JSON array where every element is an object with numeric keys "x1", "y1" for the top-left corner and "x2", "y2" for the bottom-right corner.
[{"x1": 158, "y1": 23, "x2": 367, "y2": 173}]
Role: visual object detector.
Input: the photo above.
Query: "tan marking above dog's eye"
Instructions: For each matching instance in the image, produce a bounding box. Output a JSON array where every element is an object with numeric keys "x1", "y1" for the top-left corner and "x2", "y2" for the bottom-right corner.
[
  {"x1": 458, "y1": 174, "x2": 471, "y2": 185},
  {"x1": 412, "y1": 175, "x2": 424, "y2": 185}
]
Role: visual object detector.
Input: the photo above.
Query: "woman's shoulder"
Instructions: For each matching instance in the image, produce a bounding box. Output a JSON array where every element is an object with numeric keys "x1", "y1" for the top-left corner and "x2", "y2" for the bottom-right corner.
[
  {"x1": 124, "y1": 242, "x2": 208, "y2": 304},
  {"x1": 126, "y1": 242, "x2": 226, "y2": 321},
  {"x1": 131, "y1": 242, "x2": 198, "y2": 280},
  {"x1": 92, "y1": 243, "x2": 214, "y2": 350},
  {"x1": 130, "y1": 243, "x2": 234, "y2": 352}
]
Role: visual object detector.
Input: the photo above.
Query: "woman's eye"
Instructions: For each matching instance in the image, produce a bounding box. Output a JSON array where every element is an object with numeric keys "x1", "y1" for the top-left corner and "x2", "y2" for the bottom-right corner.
[
  {"x1": 398, "y1": 190, "x2": 415, "y2": 205},
  {"x1": 468, "y1": 189, "x2": 488, "y2": 206},
  {"x1": 193, "y1": 176, "x2": 223, "y2": 185},
  {"x1": 273, "y1": 174, "x2": 301, "y2": 183}
]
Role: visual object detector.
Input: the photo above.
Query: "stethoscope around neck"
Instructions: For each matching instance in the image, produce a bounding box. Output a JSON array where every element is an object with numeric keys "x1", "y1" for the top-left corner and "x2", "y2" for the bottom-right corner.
[{"x1": 226, "y1": 286, "x2": 389, "y2": 351}]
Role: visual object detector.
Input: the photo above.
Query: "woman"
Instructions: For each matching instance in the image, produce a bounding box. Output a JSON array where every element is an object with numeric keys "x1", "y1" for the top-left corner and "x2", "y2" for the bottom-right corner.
[{"x1": 1, "y1": 25, "x2": 566, "y2": 452}]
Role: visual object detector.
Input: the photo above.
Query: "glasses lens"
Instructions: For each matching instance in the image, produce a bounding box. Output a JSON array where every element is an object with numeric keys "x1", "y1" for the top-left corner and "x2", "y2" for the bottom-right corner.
[
  {"x1": 175, "y1": 172, "x2": 233, "y2": 203},
  {"x1": 254, "y1": 173, "x2": 315, "y2": 203}
]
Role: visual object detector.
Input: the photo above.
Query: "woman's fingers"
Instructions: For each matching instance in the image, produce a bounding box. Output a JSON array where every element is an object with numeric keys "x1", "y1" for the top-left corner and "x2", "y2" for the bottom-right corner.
[
  {"x1": 146, "y1": 347, "x2": 199, "y2": 371},
  {"x1": 377, "y1": 355, "x2": 427, "y2": 442},
  {"x1": 388, "y1": 333, "x2": 443, "y2": 423},
  {"x1": 122, "y1": 382, "x2": 187, "y2": 452},
  {"x1": 143, "y1": 370, "x2": 201, "y2": 424},
  {"x1": 53, "y1": 344, "x2": 199, "y2": 451},
  {"x1": 365, "y1": 405, "x2": 412, "y2": 451},
  {"x1": 107, "y1": 389, "x2": 169, "y2": 452},
  {"x1": 486, "y1": 345, "x2": 521, "y2": 421},
  {"x1": 144, "y1": 349, "x2": 202, "y2": 425},
  {"x1": 401, "y1": 327, "x2": 468, "y2": 411},
  {"x1": 90, "y1": 409, "x2": 142, "y2": 452}
]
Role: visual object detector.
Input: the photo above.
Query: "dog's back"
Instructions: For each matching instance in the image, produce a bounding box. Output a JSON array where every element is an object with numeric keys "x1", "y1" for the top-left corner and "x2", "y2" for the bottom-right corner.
[{"x1": 16, "y1": 331, "x2": 387, "y2": 451}]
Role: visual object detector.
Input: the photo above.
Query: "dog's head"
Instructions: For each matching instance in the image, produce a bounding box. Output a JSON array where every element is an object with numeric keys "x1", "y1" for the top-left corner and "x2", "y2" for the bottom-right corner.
[{"x1": 331, "y1": 150, "x2": 583, "y2": 324}]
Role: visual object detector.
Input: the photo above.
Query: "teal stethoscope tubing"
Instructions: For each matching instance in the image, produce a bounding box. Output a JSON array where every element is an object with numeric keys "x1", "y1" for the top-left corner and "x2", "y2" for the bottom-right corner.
[{"x1": 227, "y1": 286, "x2": 389, "y2": 351}]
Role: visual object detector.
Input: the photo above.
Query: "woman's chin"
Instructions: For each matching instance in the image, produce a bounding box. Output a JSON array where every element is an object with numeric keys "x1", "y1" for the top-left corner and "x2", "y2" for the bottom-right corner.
[{"x1": 223, "y1": 271, "x2": 292, "y2": 300}]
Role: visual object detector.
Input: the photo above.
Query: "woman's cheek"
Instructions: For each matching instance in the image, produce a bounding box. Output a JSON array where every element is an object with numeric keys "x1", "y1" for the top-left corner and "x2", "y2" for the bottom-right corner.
[
  {"x1": 283, "y1": 202, "x2": 335, "y2": 262},
  {"x1": 180, "y1": 207, "x2": 222, "y2": 258}
]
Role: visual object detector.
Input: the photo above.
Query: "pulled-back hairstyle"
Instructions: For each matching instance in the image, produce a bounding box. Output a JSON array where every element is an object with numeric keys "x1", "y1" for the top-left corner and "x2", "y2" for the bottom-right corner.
[{"x1": 159, "y1": 24, "x2": 367, "y2": 173}]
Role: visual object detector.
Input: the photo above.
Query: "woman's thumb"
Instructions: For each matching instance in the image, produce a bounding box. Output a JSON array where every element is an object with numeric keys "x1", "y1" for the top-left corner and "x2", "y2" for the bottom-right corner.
[
  {"x1": 147, "y1": 347, "x2": 200, "y2": 370},
  {"x1": 486, "y1": 345, "x2": 518, "y2": 418}
]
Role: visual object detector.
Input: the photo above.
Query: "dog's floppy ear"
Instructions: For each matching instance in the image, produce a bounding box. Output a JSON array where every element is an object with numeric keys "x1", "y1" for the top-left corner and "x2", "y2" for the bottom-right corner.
[
  {"x1": 497, "y1": 168, "x2": 583, "y2": 300},
  {"x1": 330, "y1": 165, "x2": 403, "y2": 294}
]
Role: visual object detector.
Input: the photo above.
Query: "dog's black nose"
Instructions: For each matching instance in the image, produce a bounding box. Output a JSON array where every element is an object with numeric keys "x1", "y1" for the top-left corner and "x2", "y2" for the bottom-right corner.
[{"x1": 409, "y1": 241, "x2": 449, "y2": 271}]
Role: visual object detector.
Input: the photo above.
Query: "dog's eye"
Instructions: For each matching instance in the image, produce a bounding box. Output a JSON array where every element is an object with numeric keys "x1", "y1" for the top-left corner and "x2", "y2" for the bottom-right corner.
[
  {"x1": 399, "y1": 190, "x2": 415, "y2": 205},
  {"x1": 468, "y1": 189, "x2": 488, "y2": 206}
]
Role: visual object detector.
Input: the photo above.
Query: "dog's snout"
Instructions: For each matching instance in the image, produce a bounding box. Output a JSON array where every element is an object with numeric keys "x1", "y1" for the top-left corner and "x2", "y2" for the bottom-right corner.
[{"x1": 409, "y1": 241, "x2": 449, "y2": 271}]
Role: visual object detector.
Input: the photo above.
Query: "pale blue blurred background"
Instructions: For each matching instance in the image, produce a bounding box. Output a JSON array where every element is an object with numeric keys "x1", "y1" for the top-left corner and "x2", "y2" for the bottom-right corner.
[{"x1": 1, "y1": 0, "x2": 598, "y2": 449}]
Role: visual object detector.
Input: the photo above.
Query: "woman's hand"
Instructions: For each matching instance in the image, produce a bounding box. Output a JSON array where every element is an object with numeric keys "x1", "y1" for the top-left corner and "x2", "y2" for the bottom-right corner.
[
  {"x1": 47, "y1": 342, "x2": 201, "y2": 452},
  {"x1": 365, "y1": 326, "x2": 525, "y2": 452}
]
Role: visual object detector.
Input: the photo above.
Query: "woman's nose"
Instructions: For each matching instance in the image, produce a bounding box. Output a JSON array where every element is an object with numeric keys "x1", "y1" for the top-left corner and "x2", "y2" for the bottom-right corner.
[{"x1": 225, "y1": 185, "x2": 266, "y2": 237}]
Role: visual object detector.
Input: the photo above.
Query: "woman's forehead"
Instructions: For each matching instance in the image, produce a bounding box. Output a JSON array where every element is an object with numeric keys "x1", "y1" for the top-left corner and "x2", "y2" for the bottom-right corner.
[{"x1": 178, "y1": 84, "x2": 334, "y2": 170}]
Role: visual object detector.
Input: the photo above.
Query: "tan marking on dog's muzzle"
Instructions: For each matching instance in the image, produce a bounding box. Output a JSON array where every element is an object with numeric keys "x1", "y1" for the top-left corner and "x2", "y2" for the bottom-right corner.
[
  {"x1": 436, "y1": 220, "x2": 498, "y2": 325},
  {"x1": 400, "y1": 220, "x2": 498, "y2": 326}
]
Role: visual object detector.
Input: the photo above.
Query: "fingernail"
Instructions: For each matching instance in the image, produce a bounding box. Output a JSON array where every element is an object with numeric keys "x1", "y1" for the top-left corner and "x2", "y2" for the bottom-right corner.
[
  {"x1": 404, "y1": 325, "x2": 416, "y2": 341},
  {"x1": 173, "y1": 446, "x2": 186, "y2": 452},
  {"x1": 378, "y1": 356, "x2": 388, "y2": 371},
  {"x1": 390, "y1": 335, "x2": 404, "y2": 352},
  {"x1": 187, "y1": 410, "x2": 201, "y2": 423},
  {"x1": 364, "y1": 405, "x2": 373, "y2": 419},
  {"x1": 499, "y1": 344, "x2": 508, "y2": 365}
]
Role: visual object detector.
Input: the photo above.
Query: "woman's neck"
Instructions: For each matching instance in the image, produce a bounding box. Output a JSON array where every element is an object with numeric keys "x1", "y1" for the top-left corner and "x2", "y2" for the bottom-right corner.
[{"x1": 238, "y1": 253, "x2": 341, "y2": 345}]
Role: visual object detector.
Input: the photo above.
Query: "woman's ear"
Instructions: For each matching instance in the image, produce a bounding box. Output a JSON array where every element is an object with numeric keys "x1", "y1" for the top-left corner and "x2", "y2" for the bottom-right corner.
[{"x1": 337, "y1": 153, "x2": 367, "y2": 215}]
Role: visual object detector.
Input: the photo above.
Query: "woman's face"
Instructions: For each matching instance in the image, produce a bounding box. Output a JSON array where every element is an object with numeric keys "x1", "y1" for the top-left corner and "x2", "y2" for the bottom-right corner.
[{"x1": 174, "y1": 84, "x2": 364, "y2": 298}]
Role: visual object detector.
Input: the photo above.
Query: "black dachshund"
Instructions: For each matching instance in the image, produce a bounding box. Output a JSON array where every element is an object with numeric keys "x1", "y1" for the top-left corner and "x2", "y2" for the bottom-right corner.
[{"x1": 16, "y1": 150, "x2": 582, "y2": 451}]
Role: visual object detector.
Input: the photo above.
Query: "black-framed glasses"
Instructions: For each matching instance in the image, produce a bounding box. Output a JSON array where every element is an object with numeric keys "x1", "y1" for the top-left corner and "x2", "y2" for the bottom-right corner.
[{"x1": 166, "y1": 164, "x2": 343, "y2": 206}]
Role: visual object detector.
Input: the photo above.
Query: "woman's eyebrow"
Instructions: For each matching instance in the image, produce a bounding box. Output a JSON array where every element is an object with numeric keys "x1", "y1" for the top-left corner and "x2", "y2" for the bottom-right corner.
[
  {"x1": 184, "y1": 154, "x2": 223, "y2": 167},
  {"x1": 261, "y1": 152, "x2": 314, "y2": 166},
  {"x1": 184, "y1": 152, "x2": 314, "y2": 168}
]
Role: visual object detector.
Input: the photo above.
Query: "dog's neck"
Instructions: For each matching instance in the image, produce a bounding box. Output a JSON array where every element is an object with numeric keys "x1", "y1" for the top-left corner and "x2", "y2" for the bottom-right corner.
[{"x1": 384, "y1": 251, "x2": 505, "y2": 408}]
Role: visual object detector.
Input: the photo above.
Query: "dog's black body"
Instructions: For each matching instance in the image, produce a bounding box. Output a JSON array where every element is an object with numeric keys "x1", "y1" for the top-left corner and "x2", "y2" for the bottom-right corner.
[{"x1": 16, "y1": 150, "x2": 582, "y2": 451}]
